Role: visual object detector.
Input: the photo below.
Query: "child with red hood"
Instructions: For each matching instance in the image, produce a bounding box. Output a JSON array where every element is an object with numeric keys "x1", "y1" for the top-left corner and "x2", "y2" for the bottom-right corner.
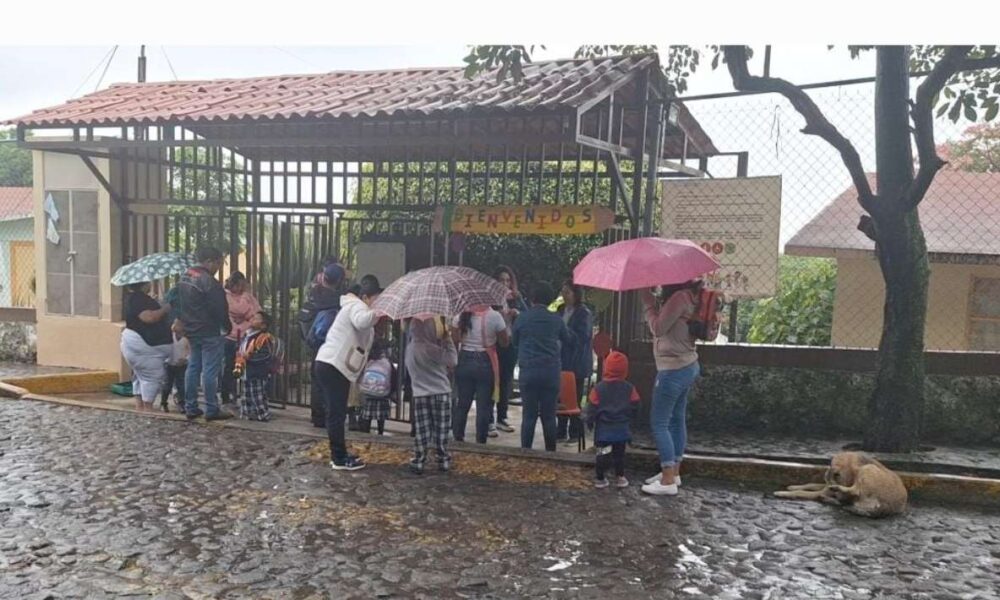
[{"x1": 586, "y1": 350, "x2": 641, "y2": 489}]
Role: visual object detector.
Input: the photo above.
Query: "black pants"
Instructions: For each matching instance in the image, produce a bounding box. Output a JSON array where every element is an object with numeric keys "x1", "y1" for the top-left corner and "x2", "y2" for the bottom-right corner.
[
  {"x1": 496, "y1": 344, "x2": 517, "y2": 424},
  {"x1": 315, "y1": 361, "x2": 351, "y2": 463},
  {"x1": 557, "y1": 377, "x2": 586, "y2": 440},
  {"x1": 161, "y1": 364, "x2": 187, "y2": 408},
  {"x1": 221, "y1": 338, "x2": 238, "y2": 402},
  {"x1": 595, "y1": 442, "x2": 626, "y2": 479},
  {"x1": 310, "y1": 360, "x2": 326, "y2": 427}
]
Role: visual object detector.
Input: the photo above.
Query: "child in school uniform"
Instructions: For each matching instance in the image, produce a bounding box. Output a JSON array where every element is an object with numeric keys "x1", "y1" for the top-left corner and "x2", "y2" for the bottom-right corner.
[
  {"x1": 161, "y1": 320, "x2": 190, "y2": 413},
  {"x1": 234, "y1": 310, "x2": 278, "y2": 422},
  {"x1": 586, "y1": 350, "x2": 641, "y2": 489}
]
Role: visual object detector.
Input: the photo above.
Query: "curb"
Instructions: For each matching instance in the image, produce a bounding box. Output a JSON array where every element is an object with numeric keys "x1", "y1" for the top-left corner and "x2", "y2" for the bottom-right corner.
[
  {"x1": 2, "y1": 371, "x2": 119, "y2": 396},
  {"x1": 6, "y1": 391, "x2": 1000, "y2": 509}
]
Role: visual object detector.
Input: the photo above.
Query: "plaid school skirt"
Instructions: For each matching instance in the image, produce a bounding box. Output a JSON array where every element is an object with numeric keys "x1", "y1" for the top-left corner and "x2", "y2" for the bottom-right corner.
[{"x1": 360, "y1": 396, "x2": 391, "y2": 421}]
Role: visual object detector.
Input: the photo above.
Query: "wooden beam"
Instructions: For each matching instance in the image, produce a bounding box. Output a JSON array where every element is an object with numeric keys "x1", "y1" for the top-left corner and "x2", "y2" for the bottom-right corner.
[
  {"x1": 78, "y1": 155, "x2": 125, "y2": 207},
  {"x1": 607, "y1": 154, "x2": 635, "y2": 225}
]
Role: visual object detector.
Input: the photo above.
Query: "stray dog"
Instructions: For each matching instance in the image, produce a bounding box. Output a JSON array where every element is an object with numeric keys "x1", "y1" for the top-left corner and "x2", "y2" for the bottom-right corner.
[{"x1": 774, "y1": 452, "x2": 907, "y2": 518}]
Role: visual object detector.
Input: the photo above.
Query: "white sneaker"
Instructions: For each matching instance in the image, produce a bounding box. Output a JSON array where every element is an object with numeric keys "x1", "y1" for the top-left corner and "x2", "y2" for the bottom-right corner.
[
  {"x1": 641, "y1": 480, "x2": 679, "y2": 496},
  {"x1": 644, "y1": 474, "x2": 681, "y2": 487}
]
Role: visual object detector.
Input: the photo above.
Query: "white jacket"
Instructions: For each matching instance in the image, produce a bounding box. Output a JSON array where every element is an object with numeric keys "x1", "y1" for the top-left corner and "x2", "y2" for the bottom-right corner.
[{"x1": 315, "y1": 293, "x2": 379, "y2": 382}]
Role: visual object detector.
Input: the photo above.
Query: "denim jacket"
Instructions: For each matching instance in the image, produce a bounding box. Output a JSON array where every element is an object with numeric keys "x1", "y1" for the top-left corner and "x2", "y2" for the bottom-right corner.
[{"x1": 512, "y1": 305, "x2": 573, "y2": 372}]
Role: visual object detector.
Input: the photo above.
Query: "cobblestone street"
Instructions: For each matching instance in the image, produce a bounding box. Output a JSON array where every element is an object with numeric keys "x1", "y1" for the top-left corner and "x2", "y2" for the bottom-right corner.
[{"x1": 2, "y1": 400, "x2": 999, "y2": 599}]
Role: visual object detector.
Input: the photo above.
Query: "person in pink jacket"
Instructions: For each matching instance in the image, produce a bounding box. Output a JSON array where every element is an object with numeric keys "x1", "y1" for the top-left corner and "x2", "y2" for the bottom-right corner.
[{"x1": 222, "y1": 271, "x2": 261, "y2": 404}]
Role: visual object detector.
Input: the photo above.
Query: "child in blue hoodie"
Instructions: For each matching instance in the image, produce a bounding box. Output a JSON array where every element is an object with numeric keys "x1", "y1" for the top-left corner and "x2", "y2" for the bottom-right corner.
[{"x1": 586, "y1": 351, "x2": 641, "y2": 489}]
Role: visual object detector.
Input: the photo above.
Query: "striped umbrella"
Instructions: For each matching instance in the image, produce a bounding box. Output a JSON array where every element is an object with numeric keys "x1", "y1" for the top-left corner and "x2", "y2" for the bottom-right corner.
[
  {"x1": 372, "y1": 266, "x2": 509, "y2": 320},
  {"x1": 111, "y1": 252, "x2": 197, "y2": 286}
]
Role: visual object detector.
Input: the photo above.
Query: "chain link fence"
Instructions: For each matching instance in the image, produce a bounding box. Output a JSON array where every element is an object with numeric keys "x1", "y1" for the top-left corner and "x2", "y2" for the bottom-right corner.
[
  {"x1": 679, "y1": 79, "x2": 1000, "y2": 352},
  {"x1": 0, "y1": 135, "x2": 35, "y2": 311}
]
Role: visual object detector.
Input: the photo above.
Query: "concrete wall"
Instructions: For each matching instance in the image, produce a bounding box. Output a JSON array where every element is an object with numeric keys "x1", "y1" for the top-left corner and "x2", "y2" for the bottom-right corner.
[
  {"x1": 0, "y1": 218, "x2": 34, "y2": 307},
  {"x1": 33, "y1": 150, "x2": 128, "y2": 377},
  {"x1": 831, "y1": 256, "x2": 1000, "y2": 350}
]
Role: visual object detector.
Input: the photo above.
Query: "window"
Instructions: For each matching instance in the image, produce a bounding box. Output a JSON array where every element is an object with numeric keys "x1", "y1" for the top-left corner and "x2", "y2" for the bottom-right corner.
[
  {"x1": 44, "y1": 190, "x2": 99, "y2": 317},
  {"x1": 968, "y1": 277, "x2": 1000, "y2": 351}
]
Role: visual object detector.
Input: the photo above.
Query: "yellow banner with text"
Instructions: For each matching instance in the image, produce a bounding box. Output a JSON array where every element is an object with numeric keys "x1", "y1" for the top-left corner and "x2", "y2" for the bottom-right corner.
[{"x1": 433, "y1": 205, "x2": 615, "y2": 235}]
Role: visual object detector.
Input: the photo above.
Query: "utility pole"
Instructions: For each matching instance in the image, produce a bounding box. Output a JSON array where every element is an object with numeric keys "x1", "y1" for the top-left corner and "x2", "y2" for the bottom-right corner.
[{"x1": 138, "y1": 45, "x2": 147, "y2": 83}]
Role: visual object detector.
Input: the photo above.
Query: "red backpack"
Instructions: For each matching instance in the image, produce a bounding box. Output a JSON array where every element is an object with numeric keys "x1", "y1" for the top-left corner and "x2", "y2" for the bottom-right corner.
[{"x1": 687, "y1": 289, "x2": 723, "y2": 342}]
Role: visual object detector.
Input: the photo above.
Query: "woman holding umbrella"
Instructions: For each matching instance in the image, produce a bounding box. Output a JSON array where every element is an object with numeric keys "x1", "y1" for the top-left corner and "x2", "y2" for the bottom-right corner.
[
  {"x1": 112, "y1": 252, "x2": 198, "y2": 412},
  {"x1": 120, "y1": 282, "x2": 173, "y2": 411},
  {"x1": 638, "y1": 280, "x2": 702, "y2": 496},
  {"x1": 572, "y1": 237, "x2": 720, "y2": 497}
]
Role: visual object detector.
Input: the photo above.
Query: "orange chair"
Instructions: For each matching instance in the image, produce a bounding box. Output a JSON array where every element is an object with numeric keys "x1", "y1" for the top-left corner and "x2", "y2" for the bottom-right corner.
[{"x1": 557, "y1": 371, "x2": 586, "y2": 452}]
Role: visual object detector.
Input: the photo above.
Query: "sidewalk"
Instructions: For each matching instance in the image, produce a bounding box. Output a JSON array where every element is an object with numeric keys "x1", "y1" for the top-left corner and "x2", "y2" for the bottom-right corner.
[{"x1": 5, "y1": 368, "x2": 1000, "y2": 507}]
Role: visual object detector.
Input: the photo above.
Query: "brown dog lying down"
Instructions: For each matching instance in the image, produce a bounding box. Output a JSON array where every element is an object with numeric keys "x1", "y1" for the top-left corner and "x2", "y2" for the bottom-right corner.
[{"x1": 774, "y1": 452, "x2": 908, "y2": 518}]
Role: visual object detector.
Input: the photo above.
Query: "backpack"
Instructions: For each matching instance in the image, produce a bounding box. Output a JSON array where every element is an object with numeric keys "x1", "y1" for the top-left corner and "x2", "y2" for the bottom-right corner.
[
  {"x1": 687, "y1": 289, "x2": 723, "y2": 342},
  {"x1": 357, "y1": 357, "x2": 392, "y2": 398},
  {"x1": 305, "y1": 307, "x2": 339, "y2": 351}
]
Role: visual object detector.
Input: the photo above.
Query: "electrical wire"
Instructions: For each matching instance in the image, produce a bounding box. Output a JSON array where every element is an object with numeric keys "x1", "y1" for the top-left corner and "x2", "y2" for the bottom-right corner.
[
  {"x1": 161, "y1": 46, "x2": 179, "y2": 81},
  {"x1": 94, "y1": 45, "x2": 119, "y2": 92},
  {"x1": 71, "y1": 46, "x2": 115, "y2": 97},
  {"x1": 272, "y1": 46, "x2": 322, "y2": 70}
]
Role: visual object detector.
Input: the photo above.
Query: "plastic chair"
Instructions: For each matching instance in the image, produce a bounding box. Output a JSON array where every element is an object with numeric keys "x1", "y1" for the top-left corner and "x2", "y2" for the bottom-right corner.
[{"x1": 557, "y1": 371, "x2": 586, "y2": 452}]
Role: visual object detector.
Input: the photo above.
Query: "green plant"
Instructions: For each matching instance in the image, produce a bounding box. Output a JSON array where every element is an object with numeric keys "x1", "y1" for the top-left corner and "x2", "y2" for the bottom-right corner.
[{"x1": 747, "y1": 257, "x2": 836, "y2": 346}]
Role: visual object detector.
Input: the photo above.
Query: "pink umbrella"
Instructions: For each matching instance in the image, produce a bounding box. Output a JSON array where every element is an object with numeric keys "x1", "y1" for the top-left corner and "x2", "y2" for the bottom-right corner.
[{"x1": 572, "y1": 237, "x2": 721, "y2": 292}]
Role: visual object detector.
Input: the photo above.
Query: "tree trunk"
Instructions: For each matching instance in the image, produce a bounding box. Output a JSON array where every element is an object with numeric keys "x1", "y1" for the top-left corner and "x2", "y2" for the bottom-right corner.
[
  {"x1": 862, "y1": 46, "x2": 929, "y2": 452},
  {"x1": 863, "y1": 209, "x2": 930, "y2": 452}
]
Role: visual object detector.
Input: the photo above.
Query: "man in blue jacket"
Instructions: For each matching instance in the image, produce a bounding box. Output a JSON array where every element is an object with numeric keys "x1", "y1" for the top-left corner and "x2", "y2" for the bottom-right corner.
[{"x1": 178, "y1": 246, "x2": 232, "y2": 421}]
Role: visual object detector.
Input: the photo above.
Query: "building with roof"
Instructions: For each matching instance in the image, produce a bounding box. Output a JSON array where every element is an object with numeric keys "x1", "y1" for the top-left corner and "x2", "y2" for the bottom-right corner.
[
  {"x1": 6, "y1": 54, "x2": 721, "y2": 381},
  {"x1": 0, "y1": 186, "x2": 34, "y2": 308},
  {"x1": 786, "y1": 171, "x2": 1000, "y2": 351}
]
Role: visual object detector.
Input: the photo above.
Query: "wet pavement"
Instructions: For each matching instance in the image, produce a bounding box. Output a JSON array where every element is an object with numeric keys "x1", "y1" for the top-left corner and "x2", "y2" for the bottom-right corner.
[
  {"x1": 2, "y1": 399, "x2": 1000, "y2": 599},
  {"x1": 0, "y1": 361, "x2": 88, "y2": 379}
]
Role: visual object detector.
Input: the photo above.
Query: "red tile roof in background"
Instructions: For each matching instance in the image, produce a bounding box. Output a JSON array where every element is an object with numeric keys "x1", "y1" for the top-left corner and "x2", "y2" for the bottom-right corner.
[
  {"x1": 0, "y1": 187, "x2": 33, "y2": 221},
  {"x1": 7, "y1": 56, "x2": 662, "y2": 127},
  {"x1": 786, "y1": 171, "x2": 1000, "y2": 257}
]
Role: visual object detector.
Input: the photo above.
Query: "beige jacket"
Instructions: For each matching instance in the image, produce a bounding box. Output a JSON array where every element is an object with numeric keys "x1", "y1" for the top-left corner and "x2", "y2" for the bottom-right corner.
[{"x1": 642, "y1": 289, "x2": 698, "y2": 371}]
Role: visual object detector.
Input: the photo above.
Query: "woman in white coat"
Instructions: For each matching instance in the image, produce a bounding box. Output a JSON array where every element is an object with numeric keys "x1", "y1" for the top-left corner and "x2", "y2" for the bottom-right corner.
[{"x1": 314, "y1": 276, "x2": 382, "y2": 471}]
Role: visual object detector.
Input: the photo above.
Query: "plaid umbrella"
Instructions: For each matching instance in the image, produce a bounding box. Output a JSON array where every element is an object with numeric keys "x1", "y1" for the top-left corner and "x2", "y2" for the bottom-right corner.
[
  {"x1": 111, "y1": 252, "x2": 197, "y2": 286},
  {"x1": 372, "y1": 266, "x2": 510, "y2": 320}
]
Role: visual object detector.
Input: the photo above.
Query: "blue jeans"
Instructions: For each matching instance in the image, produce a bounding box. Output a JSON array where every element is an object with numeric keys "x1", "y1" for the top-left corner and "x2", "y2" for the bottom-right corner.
[
  {"x1": 453, "y1": 351, "x2": 494, "y2": 443},
  {"x1": 519, "y1": 367, "x2": 560, "y2": 451},
  {"x1": 185, "y1": 335, "x2": 225, "y2": 417},
  {"x1": 651, "y1": 361, "x2": 701, "y2": 467}
]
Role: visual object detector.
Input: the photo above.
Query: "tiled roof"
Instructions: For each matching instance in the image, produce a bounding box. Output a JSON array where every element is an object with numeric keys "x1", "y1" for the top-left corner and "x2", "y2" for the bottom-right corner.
[
  {"x1": 0, "y1": 187, "x2": 32, "y2": 221},
  {"x1": 786, "y1": 171, "x2": 1000, "y2": 257},
  {"x1": 8, "y1": 55, "x2": 663, "y2": 127}
]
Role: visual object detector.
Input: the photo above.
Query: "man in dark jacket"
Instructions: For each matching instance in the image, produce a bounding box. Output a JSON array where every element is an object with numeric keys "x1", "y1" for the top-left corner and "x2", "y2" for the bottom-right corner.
[
  {"x1": 300, "y1": 261, "x2": 346, "y2": 427},
  {"x1": 178, "y1": 246, "x2": 231, "y2": 420}
]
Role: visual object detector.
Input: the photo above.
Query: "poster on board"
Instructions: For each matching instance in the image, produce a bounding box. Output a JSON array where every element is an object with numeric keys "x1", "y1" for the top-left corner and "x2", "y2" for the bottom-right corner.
[{"x1": 661, "y1": 176, "x2": 782, "y2": 298}]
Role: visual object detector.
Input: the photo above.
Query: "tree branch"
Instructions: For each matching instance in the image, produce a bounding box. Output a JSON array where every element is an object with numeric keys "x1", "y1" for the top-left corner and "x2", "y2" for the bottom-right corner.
[
  {"x1": 722, "y1": 46, "x2": 876, "y2": 214},
  {"x1": 958, "y1": 55, "x2": 1000, "y2": 72},
  {"x1": 907, "y1": 46, "x2": 973, "y2": 210}
]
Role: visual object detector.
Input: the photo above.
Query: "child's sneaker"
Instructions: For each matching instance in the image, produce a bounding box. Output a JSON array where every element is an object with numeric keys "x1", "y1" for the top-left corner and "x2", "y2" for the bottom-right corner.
[
  {"x1": 594, "y1": 477, "x2": 610, "y2": 489},
  {"x1": 488, "y1": 423, "x2": 499, "y2": 438},
  {"x1": 330, "y1": 456, "x2": 366, "y2": 471},
  {"x1": 615, "y1": 476, "x2": 629, "y2": 488},
  {"x1": 408, "y1": 459, "x2": 424, "y2": 475}
]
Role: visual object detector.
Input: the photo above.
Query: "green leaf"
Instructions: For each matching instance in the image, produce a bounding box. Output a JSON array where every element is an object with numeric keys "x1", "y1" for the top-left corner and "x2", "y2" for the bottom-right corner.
[
  {"x1": 949, "y1": 99, "x2": 963, "y2": 122},
  {"x1": 965, "y1": 104, "x2": 978, "y2": 122},
  {"x1": 986, "y1": 103, "x2": 999, "y2": 122},
  {"x1": 937, "y1": 103, "x2": 950, "y2": 118}
]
